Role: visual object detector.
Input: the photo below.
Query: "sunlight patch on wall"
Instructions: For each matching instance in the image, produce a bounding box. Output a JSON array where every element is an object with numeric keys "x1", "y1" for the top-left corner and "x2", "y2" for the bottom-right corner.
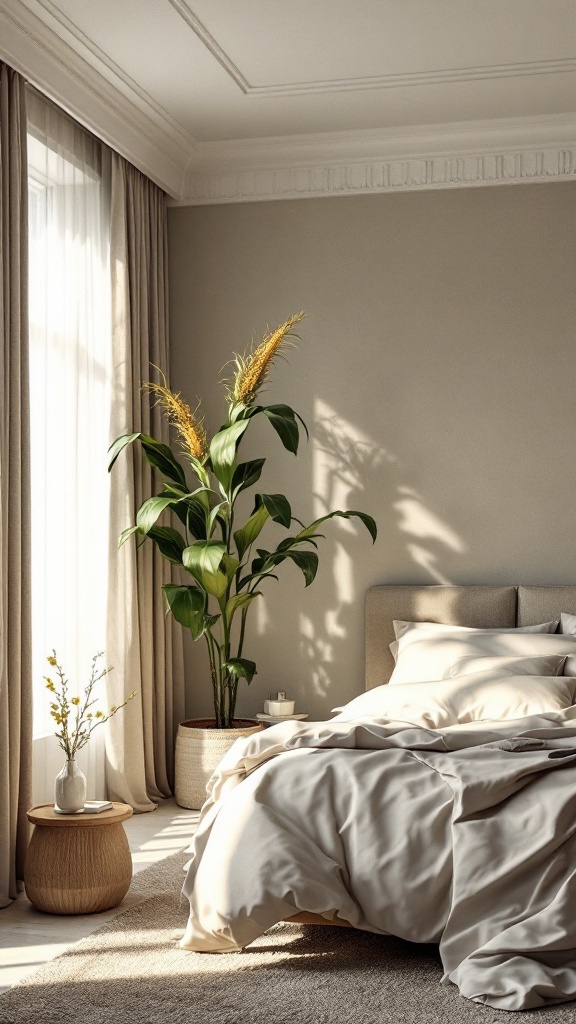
[{"x1": 394, "y1": 486, "x2": 467, "y2": 584}]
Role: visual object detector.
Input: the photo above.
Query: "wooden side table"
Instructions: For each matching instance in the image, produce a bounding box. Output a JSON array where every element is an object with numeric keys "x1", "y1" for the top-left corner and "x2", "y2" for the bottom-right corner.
[{"x1": 25, "y1": 803, "x2": 133, "y2": 915}]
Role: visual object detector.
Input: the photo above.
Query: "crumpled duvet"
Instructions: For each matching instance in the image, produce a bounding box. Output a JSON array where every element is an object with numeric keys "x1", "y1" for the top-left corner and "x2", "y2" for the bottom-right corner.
[{"x1": 180, "y1": 709, "x2": 576, "y2": 1011}]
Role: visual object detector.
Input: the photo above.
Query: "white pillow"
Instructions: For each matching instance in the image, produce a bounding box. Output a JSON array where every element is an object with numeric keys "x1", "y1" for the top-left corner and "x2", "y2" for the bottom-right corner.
[
  {"x1": 332, "y1": 672, "x2": 576, "y2": 727},
  {"x1": 444, "y1": 654, "x2": 566, "y2": 679},
  {"x1": 393, "y1": 619, "x2": 559, "y2": 640},
  {"x1": 559, "y1": 614, "x2": 576, "y2": 674},
  {"x1": 388, "y1": 620, "x2": 558, "y2": 664},
  {"x1": 389, "y1": 630, "x2": 576, "y2": 686}
]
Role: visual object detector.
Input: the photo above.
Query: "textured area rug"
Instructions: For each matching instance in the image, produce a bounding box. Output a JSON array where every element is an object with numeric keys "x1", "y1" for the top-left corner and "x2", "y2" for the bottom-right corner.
[{"x1": 1, "y1": 850, "x2": 575, "y2": 1024}]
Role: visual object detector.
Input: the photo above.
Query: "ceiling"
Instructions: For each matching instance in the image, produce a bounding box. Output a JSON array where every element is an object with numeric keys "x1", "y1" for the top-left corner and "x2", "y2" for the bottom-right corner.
[{"x1": 1, "y1": 0, "x2": 575, "y2": 202}]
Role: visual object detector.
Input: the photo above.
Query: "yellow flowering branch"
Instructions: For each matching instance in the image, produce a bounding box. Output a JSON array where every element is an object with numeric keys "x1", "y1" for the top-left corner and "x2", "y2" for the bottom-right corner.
[{"x1": 45, "y1": 650, "x2": 137, "y2": 760}]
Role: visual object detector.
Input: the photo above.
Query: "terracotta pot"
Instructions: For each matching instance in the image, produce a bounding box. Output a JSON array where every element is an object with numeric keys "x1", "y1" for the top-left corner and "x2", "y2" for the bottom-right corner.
[{"x1": 174, "y1": 718, "x2": 264, "y2": 810}]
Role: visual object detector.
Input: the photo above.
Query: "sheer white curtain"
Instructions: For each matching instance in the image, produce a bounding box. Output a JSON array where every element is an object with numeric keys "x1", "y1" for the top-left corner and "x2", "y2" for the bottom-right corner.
[{"x1": 26, "y1": 90, "x2": 112, "y2": 803}]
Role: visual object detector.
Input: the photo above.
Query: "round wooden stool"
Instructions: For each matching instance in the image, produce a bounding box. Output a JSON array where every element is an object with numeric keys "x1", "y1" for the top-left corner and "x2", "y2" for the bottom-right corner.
[{"x1": 25, "y1": 803, "x2": 133, "y2": 915}]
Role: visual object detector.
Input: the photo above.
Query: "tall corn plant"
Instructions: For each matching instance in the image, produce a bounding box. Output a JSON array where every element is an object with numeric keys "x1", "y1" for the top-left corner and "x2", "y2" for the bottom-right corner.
[{"x1": 108, "y1": 314, "x2": 376, "y2": 727}]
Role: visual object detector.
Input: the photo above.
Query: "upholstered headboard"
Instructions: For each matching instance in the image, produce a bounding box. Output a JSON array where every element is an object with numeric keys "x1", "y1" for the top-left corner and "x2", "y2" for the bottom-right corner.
[{"x1": 365, "y1": 584, "x2": 576, "y2": 689}]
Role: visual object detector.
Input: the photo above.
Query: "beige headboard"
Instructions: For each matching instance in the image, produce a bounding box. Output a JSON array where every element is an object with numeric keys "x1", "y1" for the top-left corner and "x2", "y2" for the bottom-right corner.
[{"x1": 365, "y1": 584, "x2": 576, "y2": 689}]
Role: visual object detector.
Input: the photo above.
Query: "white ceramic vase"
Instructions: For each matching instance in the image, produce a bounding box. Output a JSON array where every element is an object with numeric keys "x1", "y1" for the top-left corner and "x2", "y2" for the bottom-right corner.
[{"x1": 54, "y1": 758, "x2": 87, "y2": 813}]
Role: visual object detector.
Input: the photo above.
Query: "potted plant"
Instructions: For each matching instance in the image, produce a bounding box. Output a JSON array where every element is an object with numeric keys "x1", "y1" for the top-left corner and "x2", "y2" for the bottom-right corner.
[{"x1": 108, "y1": 313, "x2": 376, "y2": 807}]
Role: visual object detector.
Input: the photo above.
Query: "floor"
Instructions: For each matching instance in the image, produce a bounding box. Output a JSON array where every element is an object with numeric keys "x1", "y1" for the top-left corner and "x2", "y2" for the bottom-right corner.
[{"x1": 0, "y1": 798, "x2": 199, "y2": 994}]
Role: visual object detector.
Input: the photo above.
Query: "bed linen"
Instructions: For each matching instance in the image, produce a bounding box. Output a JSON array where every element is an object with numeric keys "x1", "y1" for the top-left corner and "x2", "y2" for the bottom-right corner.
[
  {"x1": 330, "y1": 672, "x2": 576, "y2": 725},
  {"x1": 388, "y1": 629, "x2": 576, "y2": 684},
  {"x1": 180, "y1": 711, "x2": 576, "y2": 1012}
]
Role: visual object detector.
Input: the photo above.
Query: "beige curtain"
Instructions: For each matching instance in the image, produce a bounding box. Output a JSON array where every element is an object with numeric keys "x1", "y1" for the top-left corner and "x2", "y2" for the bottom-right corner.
[
  {"x1": 106, "y1": 152, "x2": 185, "y2": 812},
  {"x1": 0, "y1": 64, "x2": 32, "y2": 907}
]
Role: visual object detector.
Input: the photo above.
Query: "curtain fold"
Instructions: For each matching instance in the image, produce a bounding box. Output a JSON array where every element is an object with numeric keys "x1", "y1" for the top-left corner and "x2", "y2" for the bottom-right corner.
[
  {"x1": 106, "y1": 152, "x2": 185, "y2": 812},
  {"x1": 0, "y1": 64, "x2": 32, "y2": 908}
]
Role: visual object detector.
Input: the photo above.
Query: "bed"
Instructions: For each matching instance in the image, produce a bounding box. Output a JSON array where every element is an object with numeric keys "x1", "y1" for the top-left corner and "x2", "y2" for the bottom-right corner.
[{"x1": 180, "y1": 584, "x2": 576, "y2": 1011}]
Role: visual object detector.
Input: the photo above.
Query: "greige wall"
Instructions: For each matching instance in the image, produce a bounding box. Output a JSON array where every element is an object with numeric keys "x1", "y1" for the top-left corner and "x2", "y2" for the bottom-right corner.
[{"x1": 168, "y1": 182, "x2": 576, "y2": 720}]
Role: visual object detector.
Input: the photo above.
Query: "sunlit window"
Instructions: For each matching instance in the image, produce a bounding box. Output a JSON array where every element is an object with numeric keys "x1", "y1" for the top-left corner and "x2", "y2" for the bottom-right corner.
[{"x1": 27, "y1": 91, "x2": 112, "y2": 802}]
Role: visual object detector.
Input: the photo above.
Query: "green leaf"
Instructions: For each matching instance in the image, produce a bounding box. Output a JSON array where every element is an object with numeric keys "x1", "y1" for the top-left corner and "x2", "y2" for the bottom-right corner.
[
  {"x1": 296, "y1": 510, "x2": 377, "y2": 544},
  {"x1": 233, "y1": 505, "x2": 269, "y2": 561},
  {"x1": 261, "y1": 404, "x2": 301, "y2": 455},
  {"x1": 285, "y1": 549, "x2": 319, "y2": 586},
  {"x1": 231, "y1": 459, "x2": 265, "y2": 499},
  {"x1": 221, "y1": 553, "x2": 240, "y2": 579},
  {"x1": 209, "y1": 501, "x2": 229, "y2": 536},
  {"x1": 182, "y1": 541, "x2": 228, "y2": 597},
  {"x1": 163, "y1": 585, "x2": 206, "y2": 638},
  {"x1": 136, "y1": 496, "x2": 175, "y2": 534},
  {"x1": 259, "y1": 493, "x2": 292, "y2": 528},
  {"x1": 224, "y1": 658, "x2": 257, "y2": 684},
  {"x1": 277, "y1": 533, "x2": 322, "y2": 551},
  {"x1": 140, "y1": 436, "x2": 188, "y2": 488},
  {"x1": 108, "y1": 432, "x2": 141, "y2": 471},
  {"x1": 148, "y1": 526, "x2": 186, "y2": 564},
  {"x1": 251, "y1": 547, "x2": 271, "y2": 574},
  {"x1": 118, "y1": 525, "x2": 140, "y2": 548},
  {"x1": 234, "y1": 494, "x2": 292, "y2": 560},
  {"x1": 225, "y1": 592, "x2": 260, "y2": 622},
  {"x1": 160, "y1": 492, "x2": 206, "y2": 540},
  {"x1": 248, "y1": 545, "x2": 318, "y2": 586},
  {"x1": 108, "y1": 432, "x2": 188, "y2": 489},
  {"x1": 209, "y1": 420, "x2": 251, "y2": 491}
]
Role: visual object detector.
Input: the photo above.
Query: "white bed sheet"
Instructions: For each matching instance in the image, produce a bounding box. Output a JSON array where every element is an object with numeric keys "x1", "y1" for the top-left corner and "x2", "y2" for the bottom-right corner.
[{"x1": 180, "y1": 710, "x2": 576, "y2": 1011}]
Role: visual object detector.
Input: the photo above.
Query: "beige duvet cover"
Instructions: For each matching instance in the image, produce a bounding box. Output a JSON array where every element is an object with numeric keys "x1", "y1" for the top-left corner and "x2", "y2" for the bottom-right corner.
[{"x1": 180, "y1": 711, "x2": 576, "y2": 1011}]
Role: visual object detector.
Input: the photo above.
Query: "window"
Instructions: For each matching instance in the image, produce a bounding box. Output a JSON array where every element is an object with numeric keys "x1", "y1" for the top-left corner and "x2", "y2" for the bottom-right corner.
[{"x1": 27, "y1": 91, "x2": 112, "y2": 802}]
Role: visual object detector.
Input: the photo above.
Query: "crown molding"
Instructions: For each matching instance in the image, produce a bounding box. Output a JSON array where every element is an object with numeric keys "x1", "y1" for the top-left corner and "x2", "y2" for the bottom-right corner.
[
  {"x1": 173, "y1": 115, "x2": 576, "y2": 205},
  {"x1": 1, "y1": 0, "x2": 575, "y2": 205},
  {"x1": 0, "y1": 0, "x2": 193, "y2": 197}
]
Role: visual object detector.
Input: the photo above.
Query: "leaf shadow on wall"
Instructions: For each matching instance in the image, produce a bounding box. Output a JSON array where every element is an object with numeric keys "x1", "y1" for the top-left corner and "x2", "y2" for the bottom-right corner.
[{"x1": 239, "y1": 400, "x2": 468, "y2": 718}]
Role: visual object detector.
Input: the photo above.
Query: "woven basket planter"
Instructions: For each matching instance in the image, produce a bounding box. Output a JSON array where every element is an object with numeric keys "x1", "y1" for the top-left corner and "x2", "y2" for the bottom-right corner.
[{"x1": 174, "y1": 718, "x2": 264, "y2": 810}]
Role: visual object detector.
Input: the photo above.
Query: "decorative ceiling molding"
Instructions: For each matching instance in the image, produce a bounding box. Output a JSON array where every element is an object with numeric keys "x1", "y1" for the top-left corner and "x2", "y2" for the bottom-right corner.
[
  {"x1": 35, "y1": 0, "x2": 198, "y2": 148},
  {"x1": 244, "y1": 58, "x2": 576, "y2": 97},
  {"x1": 168, "y1": 1, "x2": 576, "y2": 97},
  {"x1": 2, "y1": 0, "x2": 575, "y2": 205},
  {"x1": 167, "y1": 0, "x2": 250, "y2": 94},
  {"x1": 0, "y1": 0, "x2": 193, "y2": 197},
  {"x1": 177, "y1": 116, "x2": 576, "y2": 204}
]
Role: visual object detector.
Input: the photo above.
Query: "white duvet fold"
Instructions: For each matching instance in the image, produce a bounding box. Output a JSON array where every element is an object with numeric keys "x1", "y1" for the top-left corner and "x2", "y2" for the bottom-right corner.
[{"x1": 180, "y1": 709, "x2": 576, "y2": 1011}]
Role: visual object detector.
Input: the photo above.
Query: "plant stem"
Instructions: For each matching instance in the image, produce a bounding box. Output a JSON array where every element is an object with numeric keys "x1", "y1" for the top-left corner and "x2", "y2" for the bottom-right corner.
[{"x1": 204, "y1": 629, "x2": 221, "y2": 727}]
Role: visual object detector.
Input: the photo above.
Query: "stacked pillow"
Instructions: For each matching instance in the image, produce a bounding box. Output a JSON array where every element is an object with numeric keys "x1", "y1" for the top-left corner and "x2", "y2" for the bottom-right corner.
[
  {"x1": 387, "y1": 620, "x2": 576, "y2": 686},
  {"x1": 332, "y1": 616, "x2": 576, "y2": 728},
  {"x1": 388, "y1": 618, "x2": 558, "y2": 667}
]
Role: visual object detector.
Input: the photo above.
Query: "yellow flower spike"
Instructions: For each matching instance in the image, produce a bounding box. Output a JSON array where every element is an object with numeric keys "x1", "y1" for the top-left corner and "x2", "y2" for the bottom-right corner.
[
  {"x1": 231, "y1": 312, "x2": 305, "y2": 407},
  {"x1": 109, "y1": 706, "x2": 117, "y2": 714},
  {"x1": 142, "y1": 379, "x2": 207, "y2": 462},
  {"x1": 86, "y1": 713, "x2": 93, "y2": 719},
  {"x1": 47, "y1": 655, "x2": 57, "y2": 667},
  {"x1": 45, "y1": 682, "x2": 55, "y2": 691},
  {"x1": 71, "y1": 697, "x2": 80, "y2": 705},
  {"x1": 95, "y1": 711, "x2": 104, "y2": 719}
]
